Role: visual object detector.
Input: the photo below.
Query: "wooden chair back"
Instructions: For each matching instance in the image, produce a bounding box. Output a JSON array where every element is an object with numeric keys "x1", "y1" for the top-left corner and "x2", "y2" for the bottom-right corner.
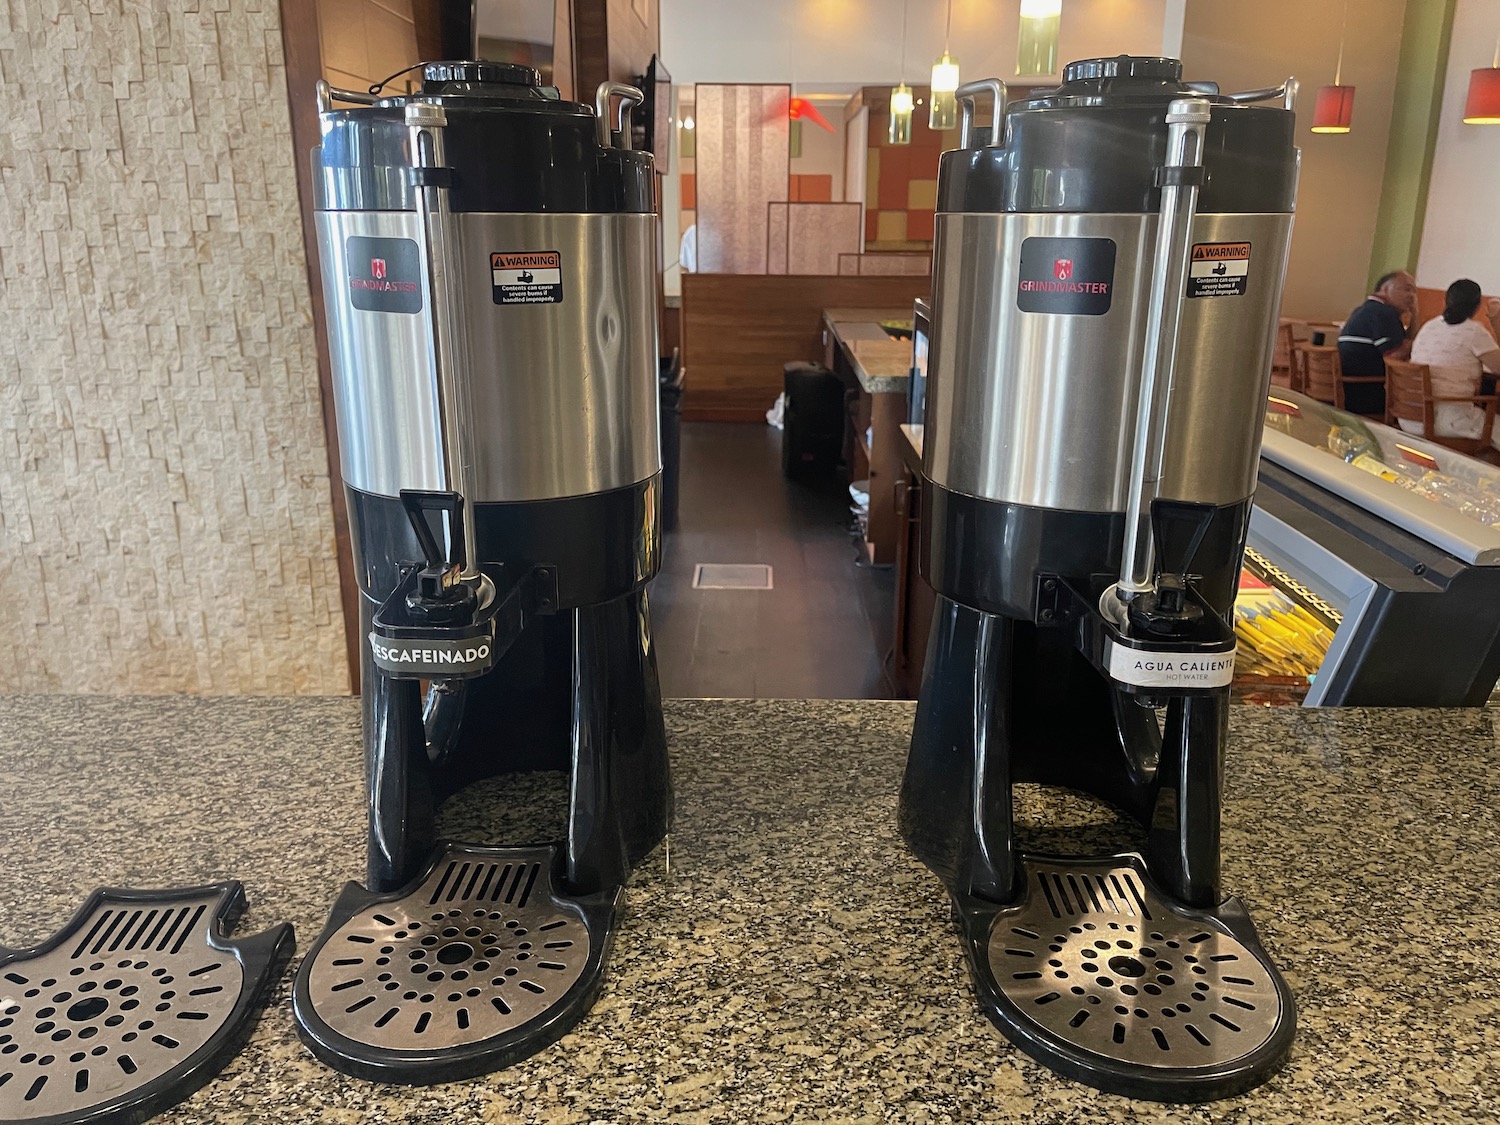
[
  {"x1": 1385, "y1": 356, "x2": 1500, "y2": 457},
  {"x1": 1271, "y1": 321, "x2": 1296, "y2": 389},
  {"x1": 1384, "y1": 358, "x2": 1433, "y2": 434},
  {"x1": 1294, "y1": 344, "x2": 1343, "y2": 408}
]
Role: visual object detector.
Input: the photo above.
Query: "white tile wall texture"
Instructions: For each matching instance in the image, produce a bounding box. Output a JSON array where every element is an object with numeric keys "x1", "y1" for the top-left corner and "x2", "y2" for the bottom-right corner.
[{"x1": 0, "y1": 0, "x2": 351, "y2": 694}]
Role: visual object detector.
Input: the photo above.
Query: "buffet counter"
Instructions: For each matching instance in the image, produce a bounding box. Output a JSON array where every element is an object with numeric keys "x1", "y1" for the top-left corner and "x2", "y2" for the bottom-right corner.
[{"x1": 0, "y1": 696, "x2": 1496, "y2": 1122}]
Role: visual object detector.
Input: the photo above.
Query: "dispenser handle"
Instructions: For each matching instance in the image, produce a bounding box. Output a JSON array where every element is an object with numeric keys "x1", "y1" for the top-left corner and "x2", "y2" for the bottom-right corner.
[
  {"x1": 315, "y1": 79, "x2": 378, "y2": 113},
  {"x1": 957, "y1": 79, "x2": 1007, "y2": 148},
  {"x1": 595, "y1": 82, "x2": 645, "y2": 148},
  {"x1": 1223, "y1": 78, "x2": 1299, "y2": 111}
]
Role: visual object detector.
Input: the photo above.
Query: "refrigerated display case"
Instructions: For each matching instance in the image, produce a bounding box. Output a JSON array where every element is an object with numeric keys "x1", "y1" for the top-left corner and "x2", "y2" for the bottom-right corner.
[{"x1": 1236, "y1": 389, "x2": 1500, "y2": 705}]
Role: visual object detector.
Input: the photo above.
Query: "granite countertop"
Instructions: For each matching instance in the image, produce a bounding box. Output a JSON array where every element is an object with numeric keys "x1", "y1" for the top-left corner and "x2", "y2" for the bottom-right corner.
[
  {"x1": 824, "y1": 310, "x2": 914, "y2": 394},
  {"x1": 1, "y1": 696, "x2": 1497, "y2": 1122}
]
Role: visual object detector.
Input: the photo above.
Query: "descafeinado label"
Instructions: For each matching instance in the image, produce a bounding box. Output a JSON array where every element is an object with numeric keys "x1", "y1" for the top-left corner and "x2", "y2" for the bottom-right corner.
[{"x1": 369, "y1": 633, "x2": 493, "y2": 675}]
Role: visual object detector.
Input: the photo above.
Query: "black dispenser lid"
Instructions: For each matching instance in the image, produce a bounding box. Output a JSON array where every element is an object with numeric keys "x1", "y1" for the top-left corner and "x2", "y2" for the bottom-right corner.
[
  {"x1": 1062, "y1": 55, "x2": 1181, "y2": 84},
  {"x1": 936, "y1": 54, "x2": 1297, "y2": 216},
  {"x1": 420, "y1": 60, "x2": 541, "y2": 91},
  {"x1": 314, "y1": 59, "x2": 653, "y2": 215}
]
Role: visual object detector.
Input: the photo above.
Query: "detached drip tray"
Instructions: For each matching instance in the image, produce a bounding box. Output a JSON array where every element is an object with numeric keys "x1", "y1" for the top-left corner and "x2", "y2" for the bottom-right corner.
[
  {"x1": 0, "y1": 882, "x2": 292, "y2": 1124},
  {"x1": 964, "y1": 855, "x2": 1296, "y2": 1103},
  {"x1": 293, "y1": 843, "x2": 618, "y2": 1084}
]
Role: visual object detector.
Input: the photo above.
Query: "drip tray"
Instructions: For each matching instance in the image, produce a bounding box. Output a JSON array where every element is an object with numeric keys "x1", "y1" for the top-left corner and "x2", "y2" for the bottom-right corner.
[
  {"x1": 294, "y1": 843, "x2": 617, "y2": 1084},
  {"x1": 969, "y1": 855, "x2": 1295, "y2": 1102},
  {"x1": 0, "y1": 883, "x2": 293, "y2": 1124}
]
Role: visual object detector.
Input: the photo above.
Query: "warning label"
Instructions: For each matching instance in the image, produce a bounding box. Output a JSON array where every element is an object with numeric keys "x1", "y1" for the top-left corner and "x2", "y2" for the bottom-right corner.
[
  {"x1": 1187, "y1": 242, "x2": 1251, "y2": 299},
  {"x1": 491, "y1": 251, "x2": 563, "y2": 305}
]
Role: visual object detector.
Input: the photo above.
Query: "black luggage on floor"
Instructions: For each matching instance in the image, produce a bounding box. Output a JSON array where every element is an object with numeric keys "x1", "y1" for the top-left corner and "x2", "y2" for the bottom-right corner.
[{"x1": 781, "y1": 361, "x2": 845, "y2": 479}]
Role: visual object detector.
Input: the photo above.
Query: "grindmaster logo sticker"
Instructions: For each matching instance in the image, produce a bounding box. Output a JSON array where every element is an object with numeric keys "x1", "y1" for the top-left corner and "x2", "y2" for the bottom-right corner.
[
  {"x1": 1016, "y1": 236, "x2": 1116, "y2": 316},
  {"x1": 492, "y1": 250, "x2": 564, "y2": 305},
  {"x1": 346, "y1": 236, "x2": 422, "y2": 314}
]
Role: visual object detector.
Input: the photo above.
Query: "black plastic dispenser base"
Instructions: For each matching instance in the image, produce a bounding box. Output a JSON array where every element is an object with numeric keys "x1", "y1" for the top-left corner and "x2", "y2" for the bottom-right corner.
[
  {"x1": 961, "y1": 854, "x2": 1293, "y2": 1103},
  {"x1": 0, "y1": 883, "x2": 293, "y2": 1124},
  {"x1": 903, "y1": 565, "x2": 1296, "y2": 1102},
  {"x1": 293, "y1": 843, "x2": 615, "y2": 1084},
  {"x1": 297, "y1": 484, "x2": 671, "y2": 1083}
]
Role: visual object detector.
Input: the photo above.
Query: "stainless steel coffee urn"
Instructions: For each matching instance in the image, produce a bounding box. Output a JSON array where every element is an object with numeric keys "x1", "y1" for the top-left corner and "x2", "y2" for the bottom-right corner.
[
  {"x1": 901, "y1": 56, "x2": 1300, "y2": 1100},
  {"x1": 291, "y1": 62, "x2": 670, "y2": 1083}
]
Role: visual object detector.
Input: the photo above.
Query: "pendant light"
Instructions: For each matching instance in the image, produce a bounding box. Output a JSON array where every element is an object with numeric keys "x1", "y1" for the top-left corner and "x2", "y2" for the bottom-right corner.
[
  {"x1": 1311, "y1": 0, "x2": 1355, "y2": 133},
  {"x1": 890, "y1": 0, "x2": 913, "y2": 145},
  {"x1": 1463, "y1": 33, "x2": 1500, "y2": 124},
  {"x1": 930, "y1": 0, "x2": 960, "y2": 130},
  {"x1": 1017, "y1": 0, "x2": 1062, "y2": 78}
]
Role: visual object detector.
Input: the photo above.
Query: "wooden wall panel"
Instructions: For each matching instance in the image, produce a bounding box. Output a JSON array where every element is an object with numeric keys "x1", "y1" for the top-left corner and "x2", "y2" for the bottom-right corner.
[
  {"x1": 681, "y1": 274, "x2": 930, "y2": 421},
  {"x1": 573, "y1": 0, "x2": 657, "y2": 100}
]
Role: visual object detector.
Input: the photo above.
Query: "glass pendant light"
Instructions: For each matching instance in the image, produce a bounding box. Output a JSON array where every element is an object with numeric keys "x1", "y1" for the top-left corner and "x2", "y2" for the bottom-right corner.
[
  {"x1": 890, "y1": 0, "x2": 913, "y2": 145},
  {"x1": 890, "y1": 83, "x2": 915, "y2": 144},
  {"x1": 1311, "y1": 0, "x2": 1356, "y2": 133},
  {"x1": 1464, "y1": 33, "x2": 1500, "y2": 124},
  {"x1": 1017, "y1": 0, "x2": 1062, "y2": 78},
  {"x1": 930, "y1": 0, "x2": 959, "y2": 130}
]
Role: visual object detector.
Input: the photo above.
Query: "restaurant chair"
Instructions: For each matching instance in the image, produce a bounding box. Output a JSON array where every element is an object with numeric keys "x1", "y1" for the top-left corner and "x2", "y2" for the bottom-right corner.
[
  {"x1": 1385, "y1": 357, "x2": 1499, "y2": 458},
  {"x1": 1270, "y1": 321, "x2": 1296, "y2": 389},
  {"x1": 1293, "y1": 343, "x2": 1382, "y2": 416}
]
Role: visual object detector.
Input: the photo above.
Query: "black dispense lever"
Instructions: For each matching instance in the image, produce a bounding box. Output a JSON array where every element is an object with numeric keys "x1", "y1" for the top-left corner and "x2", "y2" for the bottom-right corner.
[
  {"x1": 399, "y1": 489, "x2": 477, "y2": 623},
  {"x1": 1125, "y1": 499, "x2": 1218, "y2": 641},
  {"x1": 367, "y1": 489, "x2": 558, "y2": 682}
]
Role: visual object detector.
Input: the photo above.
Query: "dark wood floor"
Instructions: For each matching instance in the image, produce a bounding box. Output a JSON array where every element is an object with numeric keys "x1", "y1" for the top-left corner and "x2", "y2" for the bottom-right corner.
[{"x1": 650, "y1": 422, "x2": 895, "y2": 699}]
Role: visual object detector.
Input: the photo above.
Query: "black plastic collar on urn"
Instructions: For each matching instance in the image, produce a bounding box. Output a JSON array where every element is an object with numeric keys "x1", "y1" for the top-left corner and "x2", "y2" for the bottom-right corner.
[
  {"x1": 938, "y1": 55, "x2": 1297, "y2": 215},
  {"x1": 314, "y1": 60, "x2": 654, "y2": 214}
]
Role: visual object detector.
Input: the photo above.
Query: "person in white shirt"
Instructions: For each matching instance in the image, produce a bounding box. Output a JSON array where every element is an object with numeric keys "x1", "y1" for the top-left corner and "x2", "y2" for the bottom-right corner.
[
  {"x1": 1405, "y1": 279, "x2": 1500, "y2": 450},
  {"x1": 678, "y1": 223, "x2": 697, "y2": 273}
]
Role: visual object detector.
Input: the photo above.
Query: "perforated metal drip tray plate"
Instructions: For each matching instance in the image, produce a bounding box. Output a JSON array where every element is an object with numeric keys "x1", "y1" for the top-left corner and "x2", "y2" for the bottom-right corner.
[
  {"x1": 0, "y1": 883, "x2": 293, "y2": 1125},
  {"x1": 969, "y1": 854, "x2": 1295, "y2": 1103},
  {"x1": 293, "y1": 843, "x2": 618, "y2": 1084}
]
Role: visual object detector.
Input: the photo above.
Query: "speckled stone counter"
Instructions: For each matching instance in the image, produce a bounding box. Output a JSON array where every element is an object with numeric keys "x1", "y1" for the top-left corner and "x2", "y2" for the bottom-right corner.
[
  {"x1": 0, "y1": 697, "x2": 1497, "y2": 1122},
  {"x1": 823, "y1": 310, "x2": 912, "y2": 394}
]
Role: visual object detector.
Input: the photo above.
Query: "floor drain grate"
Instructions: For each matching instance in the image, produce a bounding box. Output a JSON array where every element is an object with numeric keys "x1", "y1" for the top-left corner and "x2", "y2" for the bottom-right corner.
[
  {"x1": 692, "y1": 564, "x2": 773, "y2": 590},
  {"x1": 0, "y1": 883, "x2": 291, "y2": 1123}
]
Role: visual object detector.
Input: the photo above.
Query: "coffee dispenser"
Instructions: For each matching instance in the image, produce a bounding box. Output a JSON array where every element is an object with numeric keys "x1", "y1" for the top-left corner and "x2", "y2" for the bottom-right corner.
[
  {"x1": 291, "y1": 62, "x2": 670, "y2": 1083},
  {"x1": 901, "y1": 57, "x2": 1299, "y2": 1100}
]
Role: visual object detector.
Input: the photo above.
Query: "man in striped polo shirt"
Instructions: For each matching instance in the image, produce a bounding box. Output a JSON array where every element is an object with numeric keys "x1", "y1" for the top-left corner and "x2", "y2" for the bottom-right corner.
[{"x1": 1336, "y1": 270, "x2": 1416, "y2": 417}]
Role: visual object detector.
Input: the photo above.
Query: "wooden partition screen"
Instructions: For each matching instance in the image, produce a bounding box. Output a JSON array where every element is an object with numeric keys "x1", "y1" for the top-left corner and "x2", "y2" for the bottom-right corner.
[
  {"x1": 1415, "y1": 285, "x2": 1496, "y2": 330},
  {"x1": 680, "y1": 274, "x2": 930, "y2": 422}
]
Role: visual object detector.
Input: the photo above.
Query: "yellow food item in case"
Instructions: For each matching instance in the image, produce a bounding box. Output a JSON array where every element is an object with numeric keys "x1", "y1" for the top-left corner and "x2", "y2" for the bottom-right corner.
[{"x1": 1232, "y1": 581, "x2": 1334, "y2": 680}]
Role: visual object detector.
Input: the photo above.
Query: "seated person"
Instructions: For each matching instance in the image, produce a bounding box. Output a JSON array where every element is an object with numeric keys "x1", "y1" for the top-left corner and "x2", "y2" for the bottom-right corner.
[
  {"x1": 1404, "y1": 279, "x2": 1500, "y2": 450},
  {"x1": 1337, "y1": 269, "x2": 1416, "y2": 415}
]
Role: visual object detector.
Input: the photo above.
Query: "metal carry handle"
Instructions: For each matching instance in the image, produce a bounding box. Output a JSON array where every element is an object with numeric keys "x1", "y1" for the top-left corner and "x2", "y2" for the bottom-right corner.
[
  {"x1": 957, "y1": 79, "x2": 1007, "y2": 148},
  {"x1": 315, "y1": 79, "x2": 378, "y2": 113},
  {"x1": 595, "y1": 82, "x2": 645, "y2": 148},
  {"x1": 1223, "y1": 77, "x2": 1298, "y2": 111}
]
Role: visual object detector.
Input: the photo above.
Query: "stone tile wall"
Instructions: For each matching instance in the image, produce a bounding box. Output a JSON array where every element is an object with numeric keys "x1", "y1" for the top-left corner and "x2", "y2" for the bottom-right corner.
[{"x1": 0, "y1": 1, "x2": 350, "y2": 694}]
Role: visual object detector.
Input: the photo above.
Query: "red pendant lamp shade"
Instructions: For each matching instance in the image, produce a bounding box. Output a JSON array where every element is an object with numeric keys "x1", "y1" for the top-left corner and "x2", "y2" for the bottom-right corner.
[
  {"x1": 1465, "y1": 67, "x2": 1500, "y2": 124},
  {"x1": 1312, "y1": 0, "x2": 1355, "y2": 134},
  {"x1": 1311, "y1": 84, "x2": 1356, "y2": 133}
]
